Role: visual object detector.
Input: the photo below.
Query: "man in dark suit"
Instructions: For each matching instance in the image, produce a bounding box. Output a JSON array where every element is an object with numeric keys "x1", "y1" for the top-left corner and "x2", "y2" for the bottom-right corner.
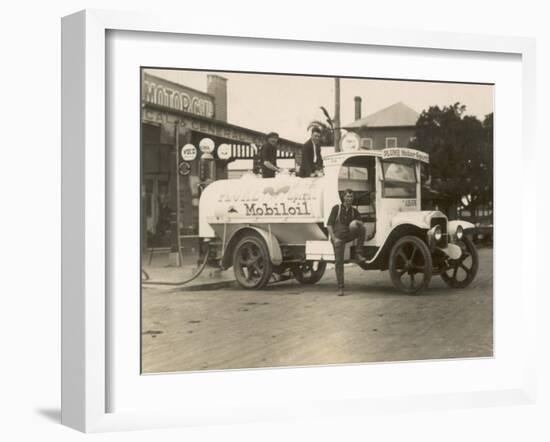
[
  {"x1": 299, "y1": 127, "x2": 324, "y2": 177},
  {"x1": 260, "y1": 132, "x2": 281, "y2": 178}
]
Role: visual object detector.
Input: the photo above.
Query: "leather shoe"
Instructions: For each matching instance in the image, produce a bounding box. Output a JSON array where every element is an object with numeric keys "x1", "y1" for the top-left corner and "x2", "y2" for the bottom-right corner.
[
  {"x1": 356, "y1": 252, "x2": 367, "y2": 263},
  {"x1": 338, "y1": 288, "x2": 345, "y2": 296}
]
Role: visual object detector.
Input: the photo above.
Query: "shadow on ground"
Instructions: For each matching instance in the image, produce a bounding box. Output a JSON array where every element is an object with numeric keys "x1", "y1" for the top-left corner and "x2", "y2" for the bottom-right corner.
[{"x1": 35, "y1": 408, "x2": 61, "y2": 423}]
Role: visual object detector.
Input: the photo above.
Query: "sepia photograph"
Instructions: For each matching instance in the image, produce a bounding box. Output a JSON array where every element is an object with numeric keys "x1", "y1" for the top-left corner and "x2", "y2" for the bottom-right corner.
[{"x1": 140, "y1": 68, "x2": 494, "y2": 374}]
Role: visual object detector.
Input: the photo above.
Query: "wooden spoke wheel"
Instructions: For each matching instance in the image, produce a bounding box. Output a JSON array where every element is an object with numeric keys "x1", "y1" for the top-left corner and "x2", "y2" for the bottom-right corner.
[
  {"x1": 389, "y1": 236, "x2": 432, "y2": 294},
  {"x1": 232, "y1": 235, "x2": 272, "y2": 289},
  {"x1": 294, "y1": 261, "x2": 327, "y2": 285},
  {"x1": 441, "y1": 236, "x2": 479, "y2": 288}
]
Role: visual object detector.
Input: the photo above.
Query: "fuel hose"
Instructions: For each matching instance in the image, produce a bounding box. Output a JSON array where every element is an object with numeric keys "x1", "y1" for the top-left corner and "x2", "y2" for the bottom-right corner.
[{"x1": 141, "y1": 243, "x2": 212, "y2": 287}]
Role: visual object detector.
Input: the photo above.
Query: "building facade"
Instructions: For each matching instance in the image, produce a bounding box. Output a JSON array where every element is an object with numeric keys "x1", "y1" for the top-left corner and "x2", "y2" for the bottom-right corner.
[{"x1": 141, "y1": 71, "x2": 301, "y2": 262}]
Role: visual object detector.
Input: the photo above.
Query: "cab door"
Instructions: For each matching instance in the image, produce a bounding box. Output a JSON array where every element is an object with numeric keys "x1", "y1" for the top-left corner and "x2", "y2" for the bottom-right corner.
[{"x1": 333, "y1": 155, "x2": 377, "y2": 243}]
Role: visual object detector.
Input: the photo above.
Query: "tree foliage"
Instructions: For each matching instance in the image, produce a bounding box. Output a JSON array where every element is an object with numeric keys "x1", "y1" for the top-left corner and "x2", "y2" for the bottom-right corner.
[
  {"x1": 307, "y1": 106, "x2": 335, "y2": 145},
  {"x1": 409, "y1": 103, "x2": 493, "y2": 216}
]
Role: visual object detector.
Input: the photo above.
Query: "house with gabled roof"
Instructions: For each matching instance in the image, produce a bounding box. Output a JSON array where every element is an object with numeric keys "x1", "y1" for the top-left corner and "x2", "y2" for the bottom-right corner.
[{"x1": 343, "y1": 100, "x2": 420, "y2": 149}]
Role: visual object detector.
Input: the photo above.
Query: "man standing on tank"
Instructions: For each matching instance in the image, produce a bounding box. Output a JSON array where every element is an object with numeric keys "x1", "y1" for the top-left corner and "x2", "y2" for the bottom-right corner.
[
  {"x1": 299, "y1": 127, "x2": 324, "y2": 177},
  {"x1": 260, "y1": 132, "x2": 281, "y2": 178},
  {"x1": 327, "y1": 189, "x2": 368, "y2": 296}
]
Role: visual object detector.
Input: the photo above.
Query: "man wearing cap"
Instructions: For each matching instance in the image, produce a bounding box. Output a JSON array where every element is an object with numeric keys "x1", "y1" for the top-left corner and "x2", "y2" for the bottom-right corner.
[
  {"x1": 299, "y1": 127, "x2": 324, "y2": 178},
  {"x1": 260, "y1": 132, "x2": 281, "y2": 178},
  {"x1": 327, "y1": 189, "x2": 367, "y2": 296}
]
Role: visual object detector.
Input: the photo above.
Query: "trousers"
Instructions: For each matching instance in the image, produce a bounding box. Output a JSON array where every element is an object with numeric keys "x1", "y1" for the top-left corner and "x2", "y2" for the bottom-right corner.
[{"x1": 332, "y1": 220, "x2": 366, "y2": 289}]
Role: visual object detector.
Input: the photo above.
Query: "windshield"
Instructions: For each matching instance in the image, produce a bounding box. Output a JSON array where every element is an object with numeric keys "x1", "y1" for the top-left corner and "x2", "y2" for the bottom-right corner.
[{"x1": 381, "y1": 159, "x2": 417, "y2": 198}]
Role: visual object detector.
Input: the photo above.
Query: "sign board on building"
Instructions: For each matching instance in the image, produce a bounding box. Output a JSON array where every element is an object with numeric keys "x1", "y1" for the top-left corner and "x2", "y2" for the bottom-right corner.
[
  {"x1": 199, "y1": 137, "x2": 215, "y2": 154},
  {"x1": 181, "y1": 144, "x2": 197, "y2": 161},
  {"x1": 142, "y1": 72, "x2": 215, "y2": 118},
  {"x1": 141, "y1": 108, "x2": 298, "y2": 156},
  {"x1": 217, "y1": 143, "x2": 232, "y2": 160},
  {"x1": 178, "y1": 161, "x2": 192, "y2": 176}
]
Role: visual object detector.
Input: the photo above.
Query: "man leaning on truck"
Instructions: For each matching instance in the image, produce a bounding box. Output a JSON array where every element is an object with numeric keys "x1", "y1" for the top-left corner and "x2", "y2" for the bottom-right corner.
[{"x1": 327, "y1": 189, "x2": 367, "y2": 296}]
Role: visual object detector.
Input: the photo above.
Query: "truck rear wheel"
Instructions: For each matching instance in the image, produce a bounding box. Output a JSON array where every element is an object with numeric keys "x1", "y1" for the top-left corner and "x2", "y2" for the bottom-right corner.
[
  {"x1": 389, "y1": 236, "x2": 432, "y2": 294},
  {"x1": 232, "y1": 234, "x2": 273, "y2": 289},
  {"x1": 294, "y1": 261, "x2": 327, "y2": 284}
]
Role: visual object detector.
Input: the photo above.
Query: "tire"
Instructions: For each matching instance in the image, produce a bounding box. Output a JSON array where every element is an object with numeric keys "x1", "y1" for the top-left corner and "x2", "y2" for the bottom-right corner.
[
  {"x1": 294, "y1": 261, "x2": 327, "y2": 284},
  {"x1": 232, "y1": 234, "x2": 273, "y2": 289},
  {"x1": 389, "y1": 235, "x2": 432, "y2": 294},
  {"x1": 441, "y1": 236, "x2": 479, "y2": 288}
]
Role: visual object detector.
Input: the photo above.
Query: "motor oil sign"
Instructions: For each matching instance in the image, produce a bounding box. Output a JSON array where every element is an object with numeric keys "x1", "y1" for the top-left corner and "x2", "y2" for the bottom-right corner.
[{"x1": 215, "y1": 177, "x2": 322, "y2": 219}]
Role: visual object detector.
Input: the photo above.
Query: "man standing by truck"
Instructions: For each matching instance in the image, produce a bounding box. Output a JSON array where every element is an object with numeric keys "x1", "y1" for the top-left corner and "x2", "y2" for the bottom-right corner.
[{"x1": 327, "y1": 189, "x2": 367, "y2": 296}]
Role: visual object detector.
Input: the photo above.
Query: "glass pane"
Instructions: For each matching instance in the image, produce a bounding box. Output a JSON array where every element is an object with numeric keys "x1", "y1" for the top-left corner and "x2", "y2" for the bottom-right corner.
[
  {"x1": 382, "y1": 161, "x2": 415, "y2": 183},
  {"x1": 381, "y1": 160, "x2": 416, "y2": 198},
  {"x1": 349, "y1": 166, "x2": 369, "y2": 180}
]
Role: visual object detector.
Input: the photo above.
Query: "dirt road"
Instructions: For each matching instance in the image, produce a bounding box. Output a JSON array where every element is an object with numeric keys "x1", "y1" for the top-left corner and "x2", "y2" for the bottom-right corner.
[{"x1": 141, "y1": 248, "x2": 493, "y2": 373}]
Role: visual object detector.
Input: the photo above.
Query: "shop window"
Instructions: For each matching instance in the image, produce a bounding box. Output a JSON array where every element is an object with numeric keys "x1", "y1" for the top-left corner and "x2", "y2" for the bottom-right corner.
[
  {"x1": 145, "y1": 179, "x2": 154, "y2": 217},
  {"x1": 142, "y1": 123, "x2": 161, "y2": 144}
]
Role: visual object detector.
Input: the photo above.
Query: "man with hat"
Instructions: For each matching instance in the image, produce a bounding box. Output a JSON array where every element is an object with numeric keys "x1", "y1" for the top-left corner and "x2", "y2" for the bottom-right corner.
[
  {"x1": 260, "y1": 132, "x2": 281, "y2": 178},
  {"x1": 299, "y1": 127, "x2": 324, "y2": 177}
]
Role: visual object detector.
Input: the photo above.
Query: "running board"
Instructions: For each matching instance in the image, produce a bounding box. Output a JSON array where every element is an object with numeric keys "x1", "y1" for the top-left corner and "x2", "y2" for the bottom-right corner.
[{"x1": 306, "y1": 240, "x2": 347, "y2": 261}]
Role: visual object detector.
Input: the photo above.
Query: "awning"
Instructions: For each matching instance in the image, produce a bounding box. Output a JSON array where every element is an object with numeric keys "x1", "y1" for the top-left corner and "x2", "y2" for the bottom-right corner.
[{"x1": 231, "y1": 143, "x2": 294, "y2": 159}]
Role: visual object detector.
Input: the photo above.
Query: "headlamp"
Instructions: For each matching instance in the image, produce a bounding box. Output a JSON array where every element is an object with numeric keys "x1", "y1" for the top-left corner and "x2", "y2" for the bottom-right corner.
[{"x1": 434, "y1": 225, "x2": 442, "y2": 241}]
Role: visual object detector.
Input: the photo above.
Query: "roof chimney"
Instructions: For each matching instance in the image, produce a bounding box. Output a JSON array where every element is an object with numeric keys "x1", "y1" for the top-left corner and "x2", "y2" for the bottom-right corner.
[
  {"x1": 207, "y1": 74, "x2": 228, "y2": 122},
  {"x1": 354, "y1": 96, "x2": 362, "y2": 120}
]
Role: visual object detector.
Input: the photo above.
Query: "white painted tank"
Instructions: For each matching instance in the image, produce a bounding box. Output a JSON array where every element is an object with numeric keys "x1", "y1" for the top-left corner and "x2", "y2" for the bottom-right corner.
[{"x1": 199, "y1": 172, "x2": 327, "y2": 239}]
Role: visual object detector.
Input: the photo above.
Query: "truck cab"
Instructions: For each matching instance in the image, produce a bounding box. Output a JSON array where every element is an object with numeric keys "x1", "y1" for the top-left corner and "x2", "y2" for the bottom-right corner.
[{"x1": 325, "y1": 150, "x2": 422, "y2": 241}]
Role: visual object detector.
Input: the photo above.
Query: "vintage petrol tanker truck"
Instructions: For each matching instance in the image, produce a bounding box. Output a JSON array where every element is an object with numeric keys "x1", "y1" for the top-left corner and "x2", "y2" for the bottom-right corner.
[{"x1": 198, "y1": 147, "x2": 479, "y2": 294}]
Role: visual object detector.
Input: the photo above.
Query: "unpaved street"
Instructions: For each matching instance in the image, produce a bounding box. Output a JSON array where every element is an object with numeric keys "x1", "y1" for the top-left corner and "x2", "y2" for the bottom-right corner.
[{"x1": 141, "y1": 248, "x2": 493, "y2": 373}]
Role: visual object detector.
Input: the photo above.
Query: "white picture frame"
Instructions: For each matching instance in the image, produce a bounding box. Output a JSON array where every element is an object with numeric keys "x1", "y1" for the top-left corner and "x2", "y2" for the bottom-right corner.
[{"x1": 61, "y1": 9, "x2": 537, "y2": 433}]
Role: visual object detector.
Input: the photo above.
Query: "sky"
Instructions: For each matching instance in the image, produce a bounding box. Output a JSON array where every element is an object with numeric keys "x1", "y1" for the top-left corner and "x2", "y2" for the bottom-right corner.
[{"x1": 146, "y1": 68, "x2": 494, "y2": 143}]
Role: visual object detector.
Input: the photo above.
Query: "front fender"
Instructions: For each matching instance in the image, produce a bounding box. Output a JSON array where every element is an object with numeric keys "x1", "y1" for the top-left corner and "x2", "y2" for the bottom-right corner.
[
  {"x1": 448, "y1": 220, "x2": 476, "y2": 240},
  {"x1": 391, "y1": 210, "x2": 446, "y2": 230}
]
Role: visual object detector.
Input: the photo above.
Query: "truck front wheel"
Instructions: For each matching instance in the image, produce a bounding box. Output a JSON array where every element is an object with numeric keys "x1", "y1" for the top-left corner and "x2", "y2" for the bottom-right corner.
[
  {"x1": 232, "y1": 234, "x2": 273, "y2": 289},
  {"x1": 441, "y1": 236, "x2": 479, "y2": 288},
  {"x1": 389, "y1": 236, "x2": 432, "y2": 294}
]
